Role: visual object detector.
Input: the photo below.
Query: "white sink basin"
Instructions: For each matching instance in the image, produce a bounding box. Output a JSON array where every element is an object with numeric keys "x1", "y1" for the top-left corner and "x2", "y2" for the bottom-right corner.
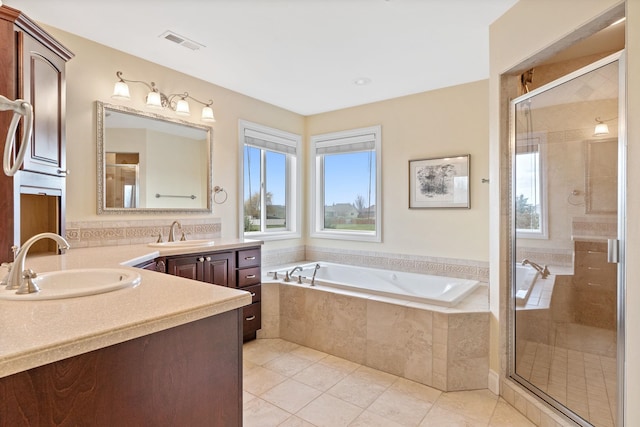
[
  {"x1": 0, "y1": 268, "x2": 141, "y2": 301},
  {"x1": 147, "y1": 239, "x2": 216, "y2": 248}
]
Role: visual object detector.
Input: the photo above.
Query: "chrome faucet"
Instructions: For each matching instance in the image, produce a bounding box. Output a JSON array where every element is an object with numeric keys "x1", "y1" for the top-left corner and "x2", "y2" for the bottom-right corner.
[
  {"x1": 521, "y1": 259, "x2": 550, "y2": 279},
  {"x1": 284, "y1": 266, "x2": 303, "y2": 282},
  {"x1": 168, "y1": 220, "x2": 185, "y2": 242},
  {"x1": 9, "y1": 233, "x2": 70, "y2": 294}
]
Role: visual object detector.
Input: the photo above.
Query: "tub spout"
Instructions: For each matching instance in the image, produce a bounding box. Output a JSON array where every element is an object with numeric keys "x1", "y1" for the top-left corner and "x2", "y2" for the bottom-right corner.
[
  {"x1": 285, "y1": 266, "x2": 303, "y2": 282},
  {"x1": 521, "y1": 259, "x2": 550, "y2": 279}
]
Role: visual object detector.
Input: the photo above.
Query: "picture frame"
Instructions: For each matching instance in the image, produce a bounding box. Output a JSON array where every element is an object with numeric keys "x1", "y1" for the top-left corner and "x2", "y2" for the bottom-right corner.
[{"x1": 409, "y1": 154, "x2": 470, "y2": 209}]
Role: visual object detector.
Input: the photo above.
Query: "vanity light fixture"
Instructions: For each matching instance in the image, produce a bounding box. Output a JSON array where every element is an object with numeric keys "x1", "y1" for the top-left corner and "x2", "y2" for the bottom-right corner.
[
  {"x1": 111, "y1": 71, "x2": 215, "y2": 122},
  {"x1": 593, "y1": 116, "x2": 617, "y2": 137}
]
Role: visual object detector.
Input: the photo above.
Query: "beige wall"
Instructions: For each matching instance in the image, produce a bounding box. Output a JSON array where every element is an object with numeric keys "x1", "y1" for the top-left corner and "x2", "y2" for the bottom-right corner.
[
  {"x1": 306, "y1": 81, "x2": 490, "y2": 262},
  {"x1": 45, "y1": 25, "x2": 305, "y2": 240},
  {"x1": 490, "y1": 0, "x2": 640, "y2": 424}
]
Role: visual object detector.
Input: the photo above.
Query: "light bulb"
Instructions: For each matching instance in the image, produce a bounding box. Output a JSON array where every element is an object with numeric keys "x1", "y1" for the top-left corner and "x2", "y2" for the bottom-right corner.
[
  {"x1": 201, "y1": 106, "x2": 216, "y2": 122},
  {"x1": 111, "y1": 81, "x2": 130, "y2": 100},
  {"x1": 146, "y1": 91, "x2": 163, "y2": 108},
  {"x1": 175, "y1": 99, "x2": 191, "y2": 116}
]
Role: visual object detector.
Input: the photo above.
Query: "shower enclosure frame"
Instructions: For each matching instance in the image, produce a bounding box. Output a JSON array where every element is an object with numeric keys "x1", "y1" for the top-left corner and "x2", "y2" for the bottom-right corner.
[{"x1": 507, "y1": 50, "x2": 626, "y2": 427}]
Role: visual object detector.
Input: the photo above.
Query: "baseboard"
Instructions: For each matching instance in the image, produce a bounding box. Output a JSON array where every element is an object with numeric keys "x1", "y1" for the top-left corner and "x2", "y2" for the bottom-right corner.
[{"x1": 488, "y1": 369, "x2": 500, "y2": 395}]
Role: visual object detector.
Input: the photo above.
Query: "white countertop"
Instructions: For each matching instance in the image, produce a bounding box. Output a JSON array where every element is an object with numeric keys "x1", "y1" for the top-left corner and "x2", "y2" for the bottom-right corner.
[{"x1": 0, "y1": 238, "x2": 262, "y2": 378}]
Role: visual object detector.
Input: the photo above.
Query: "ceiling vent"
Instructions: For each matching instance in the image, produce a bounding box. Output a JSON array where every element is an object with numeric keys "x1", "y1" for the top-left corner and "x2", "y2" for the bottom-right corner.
[{"x1": 159, "y1": 31, "x2": 205, "y2": 51}]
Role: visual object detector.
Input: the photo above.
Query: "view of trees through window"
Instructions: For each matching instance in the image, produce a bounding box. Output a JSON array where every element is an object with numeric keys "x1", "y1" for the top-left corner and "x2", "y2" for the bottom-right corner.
[
  {"x1": 515, "y1": 150, "x2": 542, "y2": 233},
  {"x1": 323, "y1": 151, "x2": 376, "y2": 232},
  {"x1": 243, "y1": 147, "x2": 288, "y2": 232}
]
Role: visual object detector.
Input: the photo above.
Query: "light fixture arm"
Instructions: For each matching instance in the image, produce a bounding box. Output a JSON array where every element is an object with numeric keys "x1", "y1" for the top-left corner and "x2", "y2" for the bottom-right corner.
[
  {"x1": 595, "y1": 116, "x2": 617, "y2": 124},
  {"x1": 116, "y1": 71, "x2": 157, "y2": 95},
  {"x1": 166, "y1": 92, "x2": 213, "y2": 108}
]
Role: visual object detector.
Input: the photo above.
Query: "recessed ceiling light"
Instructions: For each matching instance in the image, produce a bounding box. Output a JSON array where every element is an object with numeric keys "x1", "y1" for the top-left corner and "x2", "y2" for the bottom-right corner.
[{"x1": 353, "y1": 77, "x2": 372, "y2": 86}]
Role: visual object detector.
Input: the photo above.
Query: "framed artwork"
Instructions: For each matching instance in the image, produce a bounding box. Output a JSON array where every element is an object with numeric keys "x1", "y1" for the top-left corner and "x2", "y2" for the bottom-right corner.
[{"x1": 409, "y1": 154, "x2": 470, "y2": 208}]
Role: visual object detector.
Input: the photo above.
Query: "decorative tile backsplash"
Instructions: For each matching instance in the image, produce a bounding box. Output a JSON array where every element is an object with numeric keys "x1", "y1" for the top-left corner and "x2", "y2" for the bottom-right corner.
[{"x1": 65, "y1": 218, "x2": 222, "y2": 248}]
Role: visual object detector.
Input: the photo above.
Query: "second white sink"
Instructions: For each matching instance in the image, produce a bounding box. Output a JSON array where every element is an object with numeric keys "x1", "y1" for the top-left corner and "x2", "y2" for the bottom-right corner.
[{"x1": 0, "y1": 268, "x2": 141, "y2": 301}]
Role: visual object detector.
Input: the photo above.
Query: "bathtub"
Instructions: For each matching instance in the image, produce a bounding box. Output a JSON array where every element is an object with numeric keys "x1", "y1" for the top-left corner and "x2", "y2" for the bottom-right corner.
[
  {"x1": 266, "y1": 261, "x2": 480, "y2": 307},
  {"x1": 514, "y1": 264, "x2": 539, "y2": 306}
]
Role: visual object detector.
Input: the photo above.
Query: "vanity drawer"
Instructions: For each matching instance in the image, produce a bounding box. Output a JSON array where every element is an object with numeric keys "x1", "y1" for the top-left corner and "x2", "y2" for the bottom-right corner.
[
  {"x1": 238, "y1": 266, "x2": 261, "y2": 287},
  {"x1": 243, "y1": 284, "x2": 261, "y2": 304},
  {"x1": 243, "y1": 302, "x2": 261, "y2": 338},
  {"x1": 237, "y1": 248, "x2": 261, "y2": 268}
]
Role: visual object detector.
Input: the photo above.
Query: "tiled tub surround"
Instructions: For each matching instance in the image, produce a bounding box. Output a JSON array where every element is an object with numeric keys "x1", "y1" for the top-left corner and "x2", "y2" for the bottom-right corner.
[
  {"x1": 65, "y1": 218, "x2": 221, "y2": 248},
  {"x1": 264, "y1": 245, "x2": 489, "y2": 282},
  {"x1": 258, "y1": 278, "x2": 489, "y2": 393}
]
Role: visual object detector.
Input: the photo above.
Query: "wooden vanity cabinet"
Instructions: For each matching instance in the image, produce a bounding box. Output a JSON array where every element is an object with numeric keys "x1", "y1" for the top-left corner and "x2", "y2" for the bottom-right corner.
[
  {"x1": 237, "y1": 247, "x2": 262, "y2": 341},
  {"x1": 160, "y1": 245, "x2": 262, "y2": 341},
  {"x1": 0, "y1": 310, "x2": 243, "y2": 427},
  {"x1": 165, "y1": 251, "x2": 235, "y2": 287},
  {"x1": 0, "y1": 5, "x2": 73, "y2": 263}
]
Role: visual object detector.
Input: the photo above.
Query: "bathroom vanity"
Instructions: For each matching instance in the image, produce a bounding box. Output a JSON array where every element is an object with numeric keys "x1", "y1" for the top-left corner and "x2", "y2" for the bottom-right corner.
[
  {"x1": 157, "y1": 245, "x2": 262, "y2": 341},
  {"x1": 0, "y1": 242, "x2": 256, "y2": 426}
]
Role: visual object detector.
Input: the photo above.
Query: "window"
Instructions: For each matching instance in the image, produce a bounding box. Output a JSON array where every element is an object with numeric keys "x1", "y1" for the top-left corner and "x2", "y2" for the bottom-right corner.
[
  {"x1": 515, "y1": 134, "x2": 548, "y2": 239},
  {"x1": 311, "y1": 125, "x2": 381, "y2": 242},
  {"x1": 239, "y1": 120, "x2": 301, "y2": 239}
]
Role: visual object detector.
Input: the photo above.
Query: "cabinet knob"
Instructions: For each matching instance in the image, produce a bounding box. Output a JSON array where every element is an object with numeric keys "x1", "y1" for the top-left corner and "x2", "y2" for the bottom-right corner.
[
  {"x1": 198, "y1": 257, "x2": 205, "y2": 262},
  {"x1": 245, "y1": 315, "x2": 256, "y2": 321},
  {"x1": 250, "y1": 292, "x2": 256, "y2": 297},
  {"x1": 205, "y1": 256, "x2": 211, "y2": 262}
]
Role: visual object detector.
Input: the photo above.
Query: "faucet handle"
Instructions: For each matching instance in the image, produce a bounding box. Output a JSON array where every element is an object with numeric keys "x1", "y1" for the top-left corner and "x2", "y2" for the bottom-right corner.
[
  {"x1": 156, "y1": 233, "x2": 163, "y2": 243},
  {"x1": 180, "y1": 231, "x2": 187, "y2": 241},
  {"x1": 16, "y1": 269, "x2": 40, "y2": 294}
]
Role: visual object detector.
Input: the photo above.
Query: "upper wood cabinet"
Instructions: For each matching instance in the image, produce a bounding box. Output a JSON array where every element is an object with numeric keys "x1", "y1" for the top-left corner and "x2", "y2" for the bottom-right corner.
[
  {"x1": 19, "y1": 32, "x2": 68, "y2": 176},
  {"x1": 0, "y1": 5, "x2": 73, "y2": 263}
]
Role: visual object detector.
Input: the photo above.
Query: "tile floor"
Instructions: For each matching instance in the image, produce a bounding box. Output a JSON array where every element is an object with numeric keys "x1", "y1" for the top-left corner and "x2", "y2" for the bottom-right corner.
[
  {"x1": 515, "y1": 323, "x2": 617, "y2": 427},
  {"x1": 243, "y1": 338, "x2": 534, "y2": 427}
]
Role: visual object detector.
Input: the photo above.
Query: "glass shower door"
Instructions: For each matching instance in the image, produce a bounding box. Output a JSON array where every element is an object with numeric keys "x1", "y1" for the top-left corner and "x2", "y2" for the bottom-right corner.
[{"x1": 511, "y1": 55, "x2": 621, "y2": 427}]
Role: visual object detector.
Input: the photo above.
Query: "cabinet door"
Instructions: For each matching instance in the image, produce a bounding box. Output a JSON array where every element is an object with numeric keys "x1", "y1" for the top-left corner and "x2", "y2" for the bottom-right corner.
[
  {"x1": 19, "y1": 32, "x2": 67, "y2": 177},
  {"x1": 167, "y1": 256, "x2": 201, "y2": 281},
  {"x1": 203, "y1": 252, "x2": 235, "y2": 287}
]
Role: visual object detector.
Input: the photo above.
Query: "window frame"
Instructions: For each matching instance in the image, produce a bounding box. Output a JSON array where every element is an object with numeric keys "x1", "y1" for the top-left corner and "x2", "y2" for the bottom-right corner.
[
  {"x1": 515, "y1": 132, "x2": 548, "y2": 240},
  {"x1": 238, "y1": 120, "x2": 301, "y2": 240},
  {"x1": 310, "y1": 125, "x2": 382, "y2": 242}
]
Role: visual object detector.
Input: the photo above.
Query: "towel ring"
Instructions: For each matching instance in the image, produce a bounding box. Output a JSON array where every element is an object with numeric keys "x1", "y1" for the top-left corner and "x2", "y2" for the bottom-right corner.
[
  {"x1": 213, "y1": 185, "x2": 228, "y2": 204},
  {"x1": 1, "y1": 95, "x2": 33, "y2": 176}
]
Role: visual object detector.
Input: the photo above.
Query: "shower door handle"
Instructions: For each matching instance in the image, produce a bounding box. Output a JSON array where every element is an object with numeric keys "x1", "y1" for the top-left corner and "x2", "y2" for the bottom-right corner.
[{"x1": 607, "y1": 238, "x2": 619, "y2": 263}]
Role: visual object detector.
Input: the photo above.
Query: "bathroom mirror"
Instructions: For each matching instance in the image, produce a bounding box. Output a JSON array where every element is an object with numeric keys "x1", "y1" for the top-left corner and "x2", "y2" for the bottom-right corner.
[{"x1": 97, "y1": 101, "x2": 212, "y2": 214}]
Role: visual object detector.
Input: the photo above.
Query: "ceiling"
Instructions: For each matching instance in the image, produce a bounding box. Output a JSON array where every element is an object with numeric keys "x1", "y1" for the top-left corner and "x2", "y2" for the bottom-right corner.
[{"x1": 4, "y1": 0, "x2": 518, "y2": 116}]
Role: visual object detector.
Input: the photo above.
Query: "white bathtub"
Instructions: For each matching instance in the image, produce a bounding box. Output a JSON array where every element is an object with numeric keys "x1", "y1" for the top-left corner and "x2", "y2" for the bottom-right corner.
[
  {"x1": 514, "y1": 264, "x2": 539, "y2": 306},
  {"x1": 266, "y1": 262, "x2": 480, "y2": 307}
]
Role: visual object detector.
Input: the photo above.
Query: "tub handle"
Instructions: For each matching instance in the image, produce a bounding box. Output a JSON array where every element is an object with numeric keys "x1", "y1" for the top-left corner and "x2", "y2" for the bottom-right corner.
[{"x1": 245, "y1": 315, "x2": 256, "y2": 321}]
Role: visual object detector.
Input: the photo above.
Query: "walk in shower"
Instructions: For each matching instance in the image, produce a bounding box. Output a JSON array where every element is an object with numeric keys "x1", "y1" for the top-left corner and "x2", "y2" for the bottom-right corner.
[{"x1": 510, "y1": 52, "x2": 624, "y2": 427}]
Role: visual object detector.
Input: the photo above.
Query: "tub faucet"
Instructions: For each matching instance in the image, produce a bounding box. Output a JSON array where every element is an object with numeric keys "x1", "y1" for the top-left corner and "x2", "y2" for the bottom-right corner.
[
  {"x1": 521, "y1": 259, "x2": 550, "y2": 279},
  {"x1": 168, "y1": 220, "x2": 185, "y2": 242},
  {"x1": 10, "y1": 233, "x2": 70, "y2": 294},
  {"x1": 285, "y1": 266, "x2": 303, "y2": 282}
]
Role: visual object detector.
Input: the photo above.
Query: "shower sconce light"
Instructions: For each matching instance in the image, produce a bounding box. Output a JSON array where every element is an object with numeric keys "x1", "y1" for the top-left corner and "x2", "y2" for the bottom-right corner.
[
  {"x1": 593, "y1": 116, "x2": 616, "y2": 137},
  {"x1": 111, "y1": 71, "x2": 216, "y2": 122}
]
